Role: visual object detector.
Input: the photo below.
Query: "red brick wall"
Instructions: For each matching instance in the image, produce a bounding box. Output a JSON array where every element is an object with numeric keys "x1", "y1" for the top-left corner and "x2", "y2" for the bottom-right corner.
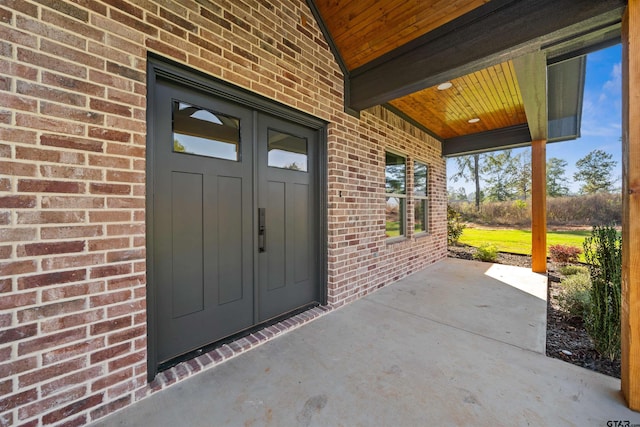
[
  {"x1": 327, "y1": 106, "x2": 447, "y2": 306},
  {"x1": 0, "y1": 0, "x2": 446, "y2": 424}
]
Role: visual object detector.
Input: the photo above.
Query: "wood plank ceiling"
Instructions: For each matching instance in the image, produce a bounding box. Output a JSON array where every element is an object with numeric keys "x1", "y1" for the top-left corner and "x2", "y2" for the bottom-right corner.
[
  {"x1": 310, "y1": 0, "x2": 625, "y2": 152},
  {"x1": 388, "y1": 61, "x2": 526, "y2": 140},
  {"x1": 316, "y1": 0, "x2": 489, "y2": 71}
]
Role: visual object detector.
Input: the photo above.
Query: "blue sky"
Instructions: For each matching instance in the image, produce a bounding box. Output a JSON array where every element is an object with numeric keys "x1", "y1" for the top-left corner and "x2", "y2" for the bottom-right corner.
[{"x1": 447, "y1": 44, "x2": 623, "y2": 194}]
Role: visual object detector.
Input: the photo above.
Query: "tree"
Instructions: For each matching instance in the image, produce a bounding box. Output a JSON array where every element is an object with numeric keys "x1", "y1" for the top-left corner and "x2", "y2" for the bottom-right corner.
[
  {"x1": 481, "y1": 149, "x2": 519, "y2": 201},
  {"x1": 573, "y1": 149, "x2": 617, "y2": 194},
  {"x1": 450, "y1": 154, "x2": 482, "y2": 210},
  {"x1": 468, "y1": 190, "x2": 484, "y2": 204},
  {"x1": 546, "y1": 157, "x2": 570, "y2": 197},
  {"x1": 284, "y1": 162, "x2": 301, "y2": 171},
  {"x1": 512, "y1": 150, "x2": 531, "y2": 200},
  {"x1": 385, "y1": 164, "x2": 405, "y2": 194},
  {"x1": 447, "y1": 186, "x2": 468, "y2": 202}
]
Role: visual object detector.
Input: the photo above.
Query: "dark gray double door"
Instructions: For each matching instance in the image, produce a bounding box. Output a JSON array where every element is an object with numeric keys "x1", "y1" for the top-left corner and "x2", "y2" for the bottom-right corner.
[{"x1": 152, "y1": 79, "x2": 319, "y2": 364}]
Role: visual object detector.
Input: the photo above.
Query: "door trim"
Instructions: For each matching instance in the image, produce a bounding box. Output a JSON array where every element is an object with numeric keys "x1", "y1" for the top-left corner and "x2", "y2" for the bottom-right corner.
[{"x1": 146, "y1": 56, "x2": 328, "y2": 381}]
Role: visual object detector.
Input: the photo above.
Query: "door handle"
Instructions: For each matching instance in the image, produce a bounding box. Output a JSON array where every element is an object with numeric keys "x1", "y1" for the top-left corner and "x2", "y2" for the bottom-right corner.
[{"x1": 258, "y1": 208, "x2": 266, "y2": 253}]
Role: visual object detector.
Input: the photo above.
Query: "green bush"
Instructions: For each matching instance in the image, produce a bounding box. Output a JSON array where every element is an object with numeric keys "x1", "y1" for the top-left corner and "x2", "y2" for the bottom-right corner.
[
  {"x1": 549, "y1": 244, "x2": 582, "y2": 264},
  {"x1": 557, "y1": 272, "x2": 591, "y2": 318},
  {"x1": 583, "y1": 225, "x2": 622, "y2": 361},
  {"x1": 559, "y1": 264, "x2": 589, "y2": 276},
  {"x1": 513, "y1": 199, "x2": 527, "y2": 210},
  {"x1": 447, "y1": 205, "x2": 466, "y2": 245},
  {"x1": 473, "y1": 243, "x2": 498, "y2": 262}
]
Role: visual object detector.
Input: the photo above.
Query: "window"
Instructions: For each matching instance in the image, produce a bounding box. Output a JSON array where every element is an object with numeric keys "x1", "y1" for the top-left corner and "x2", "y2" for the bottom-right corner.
[
  {"x1": 268, "y1": 129, "x2": 308, "y2": 171},
  {"x1": 385, "y1": 152, "x2": 406, "y2": 238},
  {"x1": 172, "y1": 101, "x2": 240, "y2": 161},
  {"x1": 414, "y1": 160, "x2": 429, "y2": 234}
]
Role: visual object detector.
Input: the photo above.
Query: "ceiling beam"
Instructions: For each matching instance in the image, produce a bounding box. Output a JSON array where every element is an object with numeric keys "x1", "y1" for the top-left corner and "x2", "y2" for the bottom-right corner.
[
  {"x1": 348, "y1": 0, "x2": 625, "y2": 112},
  {"x1": 443, "y1": 124, "x2": 532, "y2": 157},
  {"x1": 546, "y1": 22, "x2": 621, "y2": 64},
  {"x1": 513, "y1": 51, "x2": 548, "y2": 141}
]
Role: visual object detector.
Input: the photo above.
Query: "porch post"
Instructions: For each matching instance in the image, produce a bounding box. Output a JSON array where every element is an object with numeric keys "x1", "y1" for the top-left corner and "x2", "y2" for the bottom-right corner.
[
  {"x1": 621, "y1": 2, "x2": 640, "y2": 411},
  {"x1": 531, "y1": 139, "x2": 547, "y2": 273}
]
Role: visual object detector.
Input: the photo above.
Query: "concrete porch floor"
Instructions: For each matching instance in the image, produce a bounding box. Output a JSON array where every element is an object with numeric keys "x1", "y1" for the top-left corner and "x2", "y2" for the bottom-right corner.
[{"x1": 92, "y1": 258, "x2": 640, "y2": 426}]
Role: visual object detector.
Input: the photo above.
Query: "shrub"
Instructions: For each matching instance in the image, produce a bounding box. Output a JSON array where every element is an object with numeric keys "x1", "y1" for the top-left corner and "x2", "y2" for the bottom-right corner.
[
  {"x1": 559, "y1": 264, "x2": 588, "y2": 276},
  {"x1": 583, "y1": 225, "x2": 622, "y2": 361},
  {"x1": 447, "y1": 205, "x2": 466, "y2": 245},
  {"x1": 449, "y1": 192, "x2": 622, "y2": 227},
  {"x1": 513, "y1": 199, "x2": 527, "y2": 210},
  {"x1": 549, "y1": 244, "x2": 582, "y2": 265},
  {"x1": 547, "y1": 193, "x2": 622, "y2": 226},
  {"x1": 473, "y1": 243, "x2": 498, "y2": 262},
  {"x1": 456, "y1": 199, "x2": 532, "y2": 226},
  {"x1": 557, "y1": 272, "x2": 591, "y2": 318}
]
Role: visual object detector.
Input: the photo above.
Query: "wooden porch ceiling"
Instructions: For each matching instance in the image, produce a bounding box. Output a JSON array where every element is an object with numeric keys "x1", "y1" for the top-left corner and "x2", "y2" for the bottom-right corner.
[
  {"x1": 388, "y1": 61, "x2": 527, "y2": 140},
  {"x1": 314, "y1": 0, "x2": 489, "y2": 71},
  {"x1": 309, "y1": 0, "x2": 626, "y2": 154}
]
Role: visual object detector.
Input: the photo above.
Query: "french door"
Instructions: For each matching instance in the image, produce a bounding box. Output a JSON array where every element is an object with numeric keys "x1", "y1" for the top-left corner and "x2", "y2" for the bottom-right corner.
[{"x1": 149, "y1": 74, "x2": 322, "y2": 369}]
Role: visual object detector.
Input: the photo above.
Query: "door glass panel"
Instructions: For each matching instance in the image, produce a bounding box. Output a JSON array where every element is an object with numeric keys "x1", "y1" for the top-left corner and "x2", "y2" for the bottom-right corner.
[
  {"x1": 268, "y1": 129, "x2": 308, "y2": 172},
  {"x1": 172, "y1": 101, "x2": 240, "y2": 161}
]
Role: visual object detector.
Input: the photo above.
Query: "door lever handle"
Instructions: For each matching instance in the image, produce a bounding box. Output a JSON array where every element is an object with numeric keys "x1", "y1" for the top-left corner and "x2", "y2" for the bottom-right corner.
[{"x1": 258, "y1": 208, "x2": 266, "y2": 253}]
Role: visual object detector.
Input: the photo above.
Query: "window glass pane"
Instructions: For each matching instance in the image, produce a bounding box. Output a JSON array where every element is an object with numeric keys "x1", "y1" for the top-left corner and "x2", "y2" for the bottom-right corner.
[
  {"x1": 268, "y1": 129, "x2": 308, "y2": 171},
  {"x1": 414, "y1": 199, "x2": 427, "y2": 233},
  {"x1": 385, "y1": 152, "x2": 406, "y2": 194},
  {"x1": 172, "y1": 101, "x2": 240, "y2": 161},
  {"x1": 414, "y1": 161, "x2": 428, "y2": 196},
  {"x1": 386, "y1": 196, "x2": 405, "y2": 237}
]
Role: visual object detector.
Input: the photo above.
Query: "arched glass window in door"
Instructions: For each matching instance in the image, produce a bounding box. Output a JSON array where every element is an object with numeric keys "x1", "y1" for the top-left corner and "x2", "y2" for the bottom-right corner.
[{"x1": 172, "y1": 101, "x2": 240, "y2": 161}]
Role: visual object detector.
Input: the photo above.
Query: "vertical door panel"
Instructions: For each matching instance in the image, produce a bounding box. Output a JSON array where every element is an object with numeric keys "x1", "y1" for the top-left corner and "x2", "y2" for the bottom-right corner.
[
  {"x1": 266, "y1": 181, "x2": 286, "y2": 291},
  {"x1": 217, "y1": 176, "x2": 243, "y2": 304},
  {"x1": 171, "y1": 171, "x2": 204, "y2": 317},
  {"x1": 293, "y1": 183, "x2": 310, "y2": 284}
]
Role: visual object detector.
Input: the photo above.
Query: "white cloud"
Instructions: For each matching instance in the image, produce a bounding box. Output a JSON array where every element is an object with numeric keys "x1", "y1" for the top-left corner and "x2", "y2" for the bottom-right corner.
[
  {"x1": 581, "y1": 123, "x2": 621, "y2": 138},
  {"x1": 580, "y1": 61, "x2": 622, "y2": 139},
  {"x1": 603, "y1": 62, "x2": 622, "y2": 94},
  {"x1": 581, "y1": 97, "x2": 595, "y2": 116}
]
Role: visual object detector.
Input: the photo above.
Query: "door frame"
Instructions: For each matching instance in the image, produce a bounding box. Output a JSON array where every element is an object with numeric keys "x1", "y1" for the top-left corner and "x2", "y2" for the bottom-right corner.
[{"x1": 146, "y1": 55, "x2": 328, "y2": 381}]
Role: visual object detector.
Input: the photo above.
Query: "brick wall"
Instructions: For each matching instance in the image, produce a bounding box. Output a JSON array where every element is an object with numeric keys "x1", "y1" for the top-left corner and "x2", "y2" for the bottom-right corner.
[
  {"x1": 327, "y1": 106, "x2": 447, "y2": 306},
  {"x1": 0, "y1": 0, "x2": 446, "y2": 425}
]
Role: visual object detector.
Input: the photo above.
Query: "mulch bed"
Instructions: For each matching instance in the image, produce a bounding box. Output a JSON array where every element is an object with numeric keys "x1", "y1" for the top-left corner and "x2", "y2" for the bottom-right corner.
[{"x1": 448, "y1": 245, "x2": 621, "y2": 379}]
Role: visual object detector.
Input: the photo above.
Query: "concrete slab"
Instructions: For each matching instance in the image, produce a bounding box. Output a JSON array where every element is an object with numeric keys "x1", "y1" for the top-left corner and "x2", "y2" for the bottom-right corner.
[
  {"x1": 371, "y1": 258, "x2": 548, "y2": 353},
  {"x1": 92, "y1": 259, "x2": 640, "y2": 426}
]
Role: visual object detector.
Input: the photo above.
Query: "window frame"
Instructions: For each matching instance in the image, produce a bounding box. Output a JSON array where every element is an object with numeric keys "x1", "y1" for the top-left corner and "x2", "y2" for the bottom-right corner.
[
  {"x1": 172, "y1": 101, "x2": 241, "y2": 162},
  {"x1": 385, "y1": 150, "x2": 407, "y2": 242},
  {"x1": 413, "y1": 159, "x2": 429, "y2": 236}
]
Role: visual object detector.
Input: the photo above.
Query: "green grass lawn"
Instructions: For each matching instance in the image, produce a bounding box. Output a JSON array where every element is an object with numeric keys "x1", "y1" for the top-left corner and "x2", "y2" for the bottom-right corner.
[{"x1": 458, "y1": 227, "x2": 591, "y2": 260}]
